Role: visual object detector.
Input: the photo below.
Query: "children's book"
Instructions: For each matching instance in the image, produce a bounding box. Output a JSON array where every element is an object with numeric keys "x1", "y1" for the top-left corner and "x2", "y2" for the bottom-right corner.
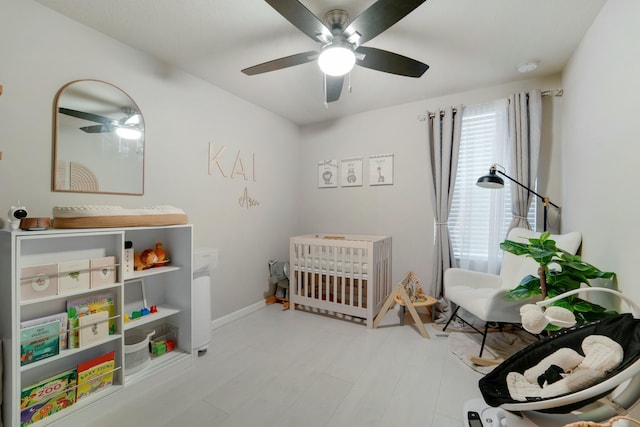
[
  {"x1": 67, "y1": 292, "x2": 115, "y2": 348},
  {"x1": 20, "y1": 368, "x2": 76, "y2": 426},
  {"x1": 20, "y1": 312, "x2": 68, "y2": 350},
  {"x1": 20, "y1": 264, "x2": 58, "y2": 301},
  {"x1": 76, "y1": 351, "x2": 115, "y2": 401},
  {"x1": 90, "y1": 256, "x2": 117, "y2": 288},
  {"x1": 20, "y1": 320, "x2": 60, "y2": 366},
  {"x1": 58, "y1": 259, "x2": 90, "y2": 294},
  {"x1": 78, "y1": 311, "x2": 109, "y2": 347}
]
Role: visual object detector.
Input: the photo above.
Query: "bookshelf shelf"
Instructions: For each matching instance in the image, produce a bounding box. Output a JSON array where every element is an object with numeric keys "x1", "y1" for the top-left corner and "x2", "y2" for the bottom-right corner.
[
  {"x1": 1, "y1": 225, "x2": 194, "y2": 427},
  {"x1": 20, "y1": 334, "x2": 123, "y2": 373},
  {"x1": 20, "y1": 282, "x2": 122, "y2": 307},
  {"x1": 124, "y1": 349, "x2": 191, "y2": 386},
  {"x1": 127, "y1": 265, "x2": 181, "y2": 280},
  {"x1": 123, "y1": 305, "x2": 181, "y2": 331}
]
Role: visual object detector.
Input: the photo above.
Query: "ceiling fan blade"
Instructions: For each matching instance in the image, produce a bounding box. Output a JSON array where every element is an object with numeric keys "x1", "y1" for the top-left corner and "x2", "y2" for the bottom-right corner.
[
  {"x1": 58, "y1": 107, "x2": 115, "y2": 125},
  {"x1": 345, "y1": 0, "x2": 426, "y2": 46},
  {"x1": 265, "y1": 0, "x2": 331, "y2": 42},
  {"x1": 79, "y1": 124, "x2": 114, "y2": 133},
  {"x1": 242, "y1": 50, "x2": 317, "y2": 75},
  {"x1": 356, "y1": 46, "x2": 428, "y2": 77},
  {"x1": 325, "y1": 75, "x2": 344, "y2": 103}
]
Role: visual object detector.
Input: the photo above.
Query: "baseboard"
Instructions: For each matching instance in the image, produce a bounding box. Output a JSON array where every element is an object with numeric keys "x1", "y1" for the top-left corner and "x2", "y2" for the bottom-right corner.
[{"x1": 210, "y1": 300, "x2": 267, "y2": 330}]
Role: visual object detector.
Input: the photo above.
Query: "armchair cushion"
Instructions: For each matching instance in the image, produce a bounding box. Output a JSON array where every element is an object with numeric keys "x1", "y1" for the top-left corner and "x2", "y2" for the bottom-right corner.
[{"x1": 444, "y1": 228, "x2": 582, "y2": 325}]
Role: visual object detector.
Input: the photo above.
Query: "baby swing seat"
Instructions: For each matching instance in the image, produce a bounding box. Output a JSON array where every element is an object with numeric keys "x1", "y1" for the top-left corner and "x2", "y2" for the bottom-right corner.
[{"x1": 479, "y1": 313, "x2": 640, "y2": 416}]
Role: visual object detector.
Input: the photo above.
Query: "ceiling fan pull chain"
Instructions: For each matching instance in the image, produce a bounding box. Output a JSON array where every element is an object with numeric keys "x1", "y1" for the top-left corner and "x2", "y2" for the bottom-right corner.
[{"x1": 348, "y1": 72, "x2": 352, "y2": 94}]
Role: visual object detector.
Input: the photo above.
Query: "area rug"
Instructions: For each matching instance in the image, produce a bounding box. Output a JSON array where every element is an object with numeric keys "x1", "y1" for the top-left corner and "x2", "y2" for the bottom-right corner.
[{"x1": 448, "y1": 329, "x2": 538, "y2": 374}]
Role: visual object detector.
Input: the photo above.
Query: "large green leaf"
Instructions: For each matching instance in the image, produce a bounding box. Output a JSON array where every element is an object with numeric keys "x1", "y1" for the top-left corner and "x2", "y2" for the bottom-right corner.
[
  {"x1": 504, "y1": 285, "x2": 541, "y2": 300},
  {"x1": 518, "y1": 274, "x2": 541, "y2": 288},
  {"x1": 500, "y1": 241, "x2": 532, "y2": 256}
]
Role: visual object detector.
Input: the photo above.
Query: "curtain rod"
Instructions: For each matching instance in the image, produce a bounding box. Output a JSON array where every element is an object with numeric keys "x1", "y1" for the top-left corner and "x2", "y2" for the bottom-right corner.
[{"x1": 417, "y1": 89, "x2": 564, "y2": 121}]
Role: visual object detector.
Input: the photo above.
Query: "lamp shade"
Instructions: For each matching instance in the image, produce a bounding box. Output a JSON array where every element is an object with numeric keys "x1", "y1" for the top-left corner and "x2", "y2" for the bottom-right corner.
[
  {"x1": 318, "y1": 43, "x2": 356, "y2": 76},
  {"x1": 476, "y1": 169, "x2": 504, "y2": 189}
]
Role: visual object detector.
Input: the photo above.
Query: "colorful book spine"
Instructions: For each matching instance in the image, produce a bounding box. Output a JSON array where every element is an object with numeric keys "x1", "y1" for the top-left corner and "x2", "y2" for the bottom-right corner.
[
  {"x1": 76, "y1": 351, "x2": 115, "y2": 401},
  {"x1": 20, "y1": 369, "x2": 76, "y2": 426}
]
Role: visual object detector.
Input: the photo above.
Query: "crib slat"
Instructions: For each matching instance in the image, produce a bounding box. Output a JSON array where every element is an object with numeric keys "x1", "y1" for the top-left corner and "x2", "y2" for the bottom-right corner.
[{"x1": 358, "y1": 247, "x2": 364, "y2": 308}]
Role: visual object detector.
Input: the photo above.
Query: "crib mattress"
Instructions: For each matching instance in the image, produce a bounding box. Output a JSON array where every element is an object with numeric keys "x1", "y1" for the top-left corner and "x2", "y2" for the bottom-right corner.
[{"x1": 52, "y1": 205, "x2": 188, "y2": 228}]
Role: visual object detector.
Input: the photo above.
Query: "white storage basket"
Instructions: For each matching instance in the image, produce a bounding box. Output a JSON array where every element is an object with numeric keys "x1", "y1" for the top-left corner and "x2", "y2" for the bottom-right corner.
[{"x1": 124, "y1": 329, "x2": 154, "y2": 375}]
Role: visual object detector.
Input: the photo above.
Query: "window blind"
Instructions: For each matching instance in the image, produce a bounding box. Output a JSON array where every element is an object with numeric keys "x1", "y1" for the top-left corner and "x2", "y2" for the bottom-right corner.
[{"x1": 449, "y1": 103, "x2": 535, "y2": 270}]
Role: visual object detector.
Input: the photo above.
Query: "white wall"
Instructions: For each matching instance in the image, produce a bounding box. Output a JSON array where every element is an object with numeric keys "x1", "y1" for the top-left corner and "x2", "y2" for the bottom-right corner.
[
  {"x1": 0, "y1": 1, "x2": 300, "y2": 319},
  {"x1": 561, "y1": 0, "x2": 640, "y2": 303},
  {"x1": 5, "y1": 0, "x2": 632, "y2": 321},
  {"x1": 298, "y1": 75, "x2": 564, "y2": 291}
]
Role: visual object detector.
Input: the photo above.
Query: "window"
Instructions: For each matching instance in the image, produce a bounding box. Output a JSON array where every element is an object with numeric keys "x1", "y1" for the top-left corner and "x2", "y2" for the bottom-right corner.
[{"x1": 448, "y1": 99, "x2": 536, "y2": 274}]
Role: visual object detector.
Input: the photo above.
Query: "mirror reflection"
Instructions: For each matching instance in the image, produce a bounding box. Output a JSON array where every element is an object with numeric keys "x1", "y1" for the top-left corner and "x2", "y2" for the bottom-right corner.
[{"x1": 53, "y1": 80, "x2": 144, "y2": 195}]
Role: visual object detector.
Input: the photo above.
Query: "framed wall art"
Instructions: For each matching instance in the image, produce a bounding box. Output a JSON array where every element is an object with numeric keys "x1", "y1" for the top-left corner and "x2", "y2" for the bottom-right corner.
[
  {"x1": 318, "y1": 159, "x2": 338, "y2": 188},
  {"x1": 369, "y1": 153, "x2": 394, "y2": 186},
  {"x1": 340, "y1": 157, "x2": 363, "y2": 187}
]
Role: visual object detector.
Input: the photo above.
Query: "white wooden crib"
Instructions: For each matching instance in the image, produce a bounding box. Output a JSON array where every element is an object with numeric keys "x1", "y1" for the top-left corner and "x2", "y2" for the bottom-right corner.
[{"x1": 289, "y1": 234, "x2": 392, "y2": 328}]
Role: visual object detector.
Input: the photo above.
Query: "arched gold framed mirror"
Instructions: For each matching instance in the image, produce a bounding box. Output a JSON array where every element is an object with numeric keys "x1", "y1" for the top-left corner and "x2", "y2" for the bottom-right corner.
[{"x1": 53, "y1": 80, "x2": 145, "y2": 195}]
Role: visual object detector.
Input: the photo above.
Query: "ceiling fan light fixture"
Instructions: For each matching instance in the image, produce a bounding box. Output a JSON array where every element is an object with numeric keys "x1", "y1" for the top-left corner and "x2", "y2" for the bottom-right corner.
[
  {"x1": 124, "y1": 114, "x2": 142, "y2": 125},
  {"x1": 116, "y1": 125, "x2": 142, "y2": 140},
  {"x1": 318, "y1": 42, "x2": 356, "y2": 76}
]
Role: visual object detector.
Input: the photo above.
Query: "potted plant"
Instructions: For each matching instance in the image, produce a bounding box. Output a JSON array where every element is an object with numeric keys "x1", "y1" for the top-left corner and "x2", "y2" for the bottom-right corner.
[{"x1": 500, "y1": 231, "x2": 617, "y2": 328}]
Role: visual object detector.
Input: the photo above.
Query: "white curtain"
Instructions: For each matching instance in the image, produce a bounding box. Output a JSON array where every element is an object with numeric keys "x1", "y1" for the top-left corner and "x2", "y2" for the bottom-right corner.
[
  {"x1": 426, "y1": 106, "x2": 462, "y2": 298},
  {"x1": 507, "y1": 90, "x2": 542, "y2": 231},
  {"x1": 453, "y1": 99, "x2": 509, "y2": 274}
]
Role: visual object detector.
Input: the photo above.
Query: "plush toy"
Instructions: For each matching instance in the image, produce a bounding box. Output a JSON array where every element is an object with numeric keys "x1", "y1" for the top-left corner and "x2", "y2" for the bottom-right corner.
[
  {"x1": 154, "y1": 242, "x2": 167, "y2": 263},
  {"x1": 520, "y1": 304, "x2": 577, "y2": 334},
  {"x1": 134, "y1": 249, "x2": 158, "y2": 271},
  {"x1": 268, "y1": 260, "x2": 289, "y2": 300}
]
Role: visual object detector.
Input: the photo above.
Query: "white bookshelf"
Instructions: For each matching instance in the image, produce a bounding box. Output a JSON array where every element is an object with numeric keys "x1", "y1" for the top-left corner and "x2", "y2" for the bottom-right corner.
[{"x1": 0, "y1": 224, "x2": 194, "y2": 426}]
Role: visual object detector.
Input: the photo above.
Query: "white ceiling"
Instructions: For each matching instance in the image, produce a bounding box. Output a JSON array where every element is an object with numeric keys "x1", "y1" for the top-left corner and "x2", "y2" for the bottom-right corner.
[{"x1": 34, "y1": 0, "x2": 607, "y2": 126}]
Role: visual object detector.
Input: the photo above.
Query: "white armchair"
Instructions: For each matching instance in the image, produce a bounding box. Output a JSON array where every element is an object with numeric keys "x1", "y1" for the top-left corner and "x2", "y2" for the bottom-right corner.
[{"x1": 443, "y1": 227, "x2": 582, "y2": 356}]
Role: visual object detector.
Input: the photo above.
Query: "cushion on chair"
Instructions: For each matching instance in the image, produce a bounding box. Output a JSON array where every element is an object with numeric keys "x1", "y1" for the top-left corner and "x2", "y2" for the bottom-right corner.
[
  {"x1": 506, "y1": 343, "x2": 606, "y2": 402},
  {"x1": 445, "y1": 281, "x2": 533, "y2": 323}
]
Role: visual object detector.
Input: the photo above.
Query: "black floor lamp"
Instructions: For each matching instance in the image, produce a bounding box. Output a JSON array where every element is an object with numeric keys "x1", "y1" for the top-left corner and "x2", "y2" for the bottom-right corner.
[{"x1": 476, "y1": 164, "x2": 559, "y2": 232}]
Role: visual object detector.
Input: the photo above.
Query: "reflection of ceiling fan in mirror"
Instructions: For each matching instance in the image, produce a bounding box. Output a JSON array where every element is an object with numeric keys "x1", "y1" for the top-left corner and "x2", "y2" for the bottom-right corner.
[
  {"x1": 59, "y1": 106, "x2": 143, "y2": 139},
  {"x1": 242, "y1": 0, "x2": 429, "y2": 103}
]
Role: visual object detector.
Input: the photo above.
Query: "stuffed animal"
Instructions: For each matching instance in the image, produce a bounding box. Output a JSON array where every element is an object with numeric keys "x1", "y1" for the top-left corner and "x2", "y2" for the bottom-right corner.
[
  {"x1": 268, "y1": 260, "x2": 289, "y2": 300},
  {"x1": 134, "y1": 249, "x2": 158, "y2": 271},
  {"x1": 154, "y1": 242, "x2": 167, "y2": 263}
]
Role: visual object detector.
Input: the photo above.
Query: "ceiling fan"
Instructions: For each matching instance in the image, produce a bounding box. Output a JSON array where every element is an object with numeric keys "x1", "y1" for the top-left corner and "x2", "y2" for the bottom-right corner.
[
  {"x1": 242, "y1": 0, "x2": 429, "y2": 103},
  {"x1": 59, "y1": 107, "x2": 143, "y2": 139}
]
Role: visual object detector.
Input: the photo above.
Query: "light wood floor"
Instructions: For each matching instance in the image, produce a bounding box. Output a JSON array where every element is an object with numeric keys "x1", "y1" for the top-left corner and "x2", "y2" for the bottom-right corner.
[{"x1": 90, "y1": 303, "x2": 484, "y2": 426}]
